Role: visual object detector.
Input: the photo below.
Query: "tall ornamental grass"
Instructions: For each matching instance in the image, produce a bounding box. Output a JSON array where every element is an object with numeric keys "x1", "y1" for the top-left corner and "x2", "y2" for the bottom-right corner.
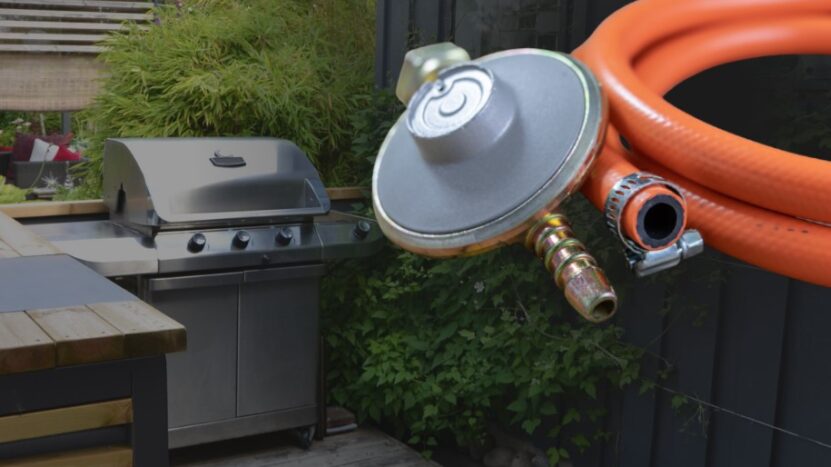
[{"x1": 72, "y1": 0, "x2": 375, "y2": 197}]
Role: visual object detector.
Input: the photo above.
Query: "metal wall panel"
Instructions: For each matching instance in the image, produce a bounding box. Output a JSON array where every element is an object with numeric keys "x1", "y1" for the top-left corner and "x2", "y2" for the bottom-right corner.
[{"x1": 375, "y1": 0, "x2": 455, "y2": 88}]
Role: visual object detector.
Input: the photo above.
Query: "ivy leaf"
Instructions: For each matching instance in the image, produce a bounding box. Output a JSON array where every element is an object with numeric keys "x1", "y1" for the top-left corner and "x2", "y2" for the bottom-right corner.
[
  {"x1": 507, "y1": 399, "x2": 527, "y2": 413},
  {"x1": 423, "y1": 404, "x2": 438, "y2": 419},
  {"x1": 494, "y1": 371, "x2": 513, "y2": 384},
  {"x1": 369, "y1": 405, "x2": 380, "y2": 422},
  {"x1": 459, "y1": 329, "x2": 475, "y2": 340},
  {"x1": 671, "y1": 394, "x2": 688, "y2": 409},
  {"x1": 435, "y1": 322, "x2": 458, "y2": 343},
  {"x1": 402, "y1": 336, "x2": 428, "y2": 351},
  {"x1": 547, "y1": 447, "x2": 561, "y2": 465},
  {"x1": 547, "y1": 447, "x2": 570, "y2": 465},
  {"x1": 562, "y1": 408, "x2": 581, "y2": 425},
  {"x1": 522, "y1": 418, "x2": 541, "y2": 434},
  {"x1": 541, "y1": 401, "x2": 558, "y2": 416},
  {"x1": 570, "y1": 434, "x2": 591, "y2": 451},
  {"x1": 583, "y1": 382, "x2": 597, "y2": 399}
]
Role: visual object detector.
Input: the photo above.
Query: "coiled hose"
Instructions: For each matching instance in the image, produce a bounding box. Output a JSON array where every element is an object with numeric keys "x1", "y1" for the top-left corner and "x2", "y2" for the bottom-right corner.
[{"x1": 574, "y1": 0, "x2": 831, "y2": 287}]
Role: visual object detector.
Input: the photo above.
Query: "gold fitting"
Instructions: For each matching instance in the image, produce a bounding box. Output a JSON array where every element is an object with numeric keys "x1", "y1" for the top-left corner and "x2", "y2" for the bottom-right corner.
[
  {"x1": 396, "y1": 42, "x2": 471, "y2": 105},
  {"x1": 525, "y1": 212, "x2": 618, "y2": 322}
]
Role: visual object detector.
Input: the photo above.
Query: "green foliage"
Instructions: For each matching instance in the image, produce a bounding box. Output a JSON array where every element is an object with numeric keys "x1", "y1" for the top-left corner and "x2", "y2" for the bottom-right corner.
[
  {"x1": 339, "y1": 90, "x2": 403, "y2": 186},
  {"x1": 322, "y1": 243, "x2": 642, "y2": 459},
  {"x1": 74, "y1": 0, "x2": 376, "y2": 195},
  {"x1": 0, "y1": 176, "x2": 28, "y2": 204},
  {"x1": 0, "y1": 112, "x2": 65, "y2": 147},
  {"x1": 0, "y1": 113, "x2": 41, "y2": 146},
  {"x1": 0, "y1": 118, "x2": 23, "y2": 147}
]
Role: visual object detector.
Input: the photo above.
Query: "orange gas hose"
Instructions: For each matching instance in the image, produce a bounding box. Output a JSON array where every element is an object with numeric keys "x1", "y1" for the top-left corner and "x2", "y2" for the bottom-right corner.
[{"x1": 575, "y1": 0, "x2": 831, "y2": 287}]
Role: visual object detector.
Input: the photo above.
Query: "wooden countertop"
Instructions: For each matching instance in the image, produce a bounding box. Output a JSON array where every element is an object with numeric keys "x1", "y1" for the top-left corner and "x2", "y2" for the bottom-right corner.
[{"x1": 0, "y1": 210, "x2": 186, "y2": 375}]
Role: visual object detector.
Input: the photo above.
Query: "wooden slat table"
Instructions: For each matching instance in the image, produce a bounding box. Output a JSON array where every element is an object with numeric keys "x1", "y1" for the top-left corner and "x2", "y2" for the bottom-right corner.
[{"x1": 0, "y1": 211, "x2": 186, "y2": 466}]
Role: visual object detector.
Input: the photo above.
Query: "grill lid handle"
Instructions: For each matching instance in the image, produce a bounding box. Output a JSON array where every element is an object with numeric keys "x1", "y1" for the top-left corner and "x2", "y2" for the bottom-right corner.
[{"x1": 210, "y1": 150, "x2": 247, "y2": 168}]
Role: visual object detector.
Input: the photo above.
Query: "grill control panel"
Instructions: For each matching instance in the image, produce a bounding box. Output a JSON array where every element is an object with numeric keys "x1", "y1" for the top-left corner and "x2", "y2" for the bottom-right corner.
[{"x1": 153, "y1": 219, "x2": 382, "y2": 274}]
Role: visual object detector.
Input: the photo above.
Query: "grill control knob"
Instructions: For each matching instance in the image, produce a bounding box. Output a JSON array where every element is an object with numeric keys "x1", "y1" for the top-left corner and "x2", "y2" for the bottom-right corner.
[
  {"x1": 353, "y1": 220, "x2": 372, "y2": 240},
  {"x1": 188, "y1": 233, "x2": 207, "y2": 253},
  {"x1": 233, "y1": 231, "x2": 251, "y2": 249},
  {"x1": 275, "y1": 228, "x2": 293, "y2": 246}
]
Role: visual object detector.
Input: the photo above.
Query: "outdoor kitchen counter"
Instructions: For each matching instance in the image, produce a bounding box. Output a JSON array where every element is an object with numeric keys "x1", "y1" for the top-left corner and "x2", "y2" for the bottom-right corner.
[
  {"x1": 0, "y1": 210, "x2": 186, "y2": 466},
  {"x1": 0, "y1": 211, "x2": 186, "y2": 373}
]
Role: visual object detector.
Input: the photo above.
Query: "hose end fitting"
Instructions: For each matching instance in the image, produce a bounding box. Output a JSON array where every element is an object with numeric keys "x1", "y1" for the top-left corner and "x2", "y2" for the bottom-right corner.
[{"x1": 525, "y1": 212, "x2": 618, "y2": 322}]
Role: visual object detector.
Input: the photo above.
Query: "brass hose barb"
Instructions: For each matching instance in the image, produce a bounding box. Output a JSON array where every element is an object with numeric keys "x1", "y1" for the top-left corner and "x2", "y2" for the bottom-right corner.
[{"x1": 525, "y1": 212, "x2": 618, "y2": 322}]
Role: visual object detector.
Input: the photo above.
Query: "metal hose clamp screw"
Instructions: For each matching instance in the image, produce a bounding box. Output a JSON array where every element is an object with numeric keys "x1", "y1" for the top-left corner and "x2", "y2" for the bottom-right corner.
[{"x1": 525, "y1": 212, "x2": 617, "y2": 322}]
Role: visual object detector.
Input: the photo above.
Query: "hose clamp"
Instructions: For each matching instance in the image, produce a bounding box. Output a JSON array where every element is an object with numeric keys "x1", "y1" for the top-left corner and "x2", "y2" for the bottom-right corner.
[
  {"x1": 603, "y1": 172, "x2": 683, "y2": 253},
  {"x1": 603, "y1": 173, "x2": 702, "y2": 277}
]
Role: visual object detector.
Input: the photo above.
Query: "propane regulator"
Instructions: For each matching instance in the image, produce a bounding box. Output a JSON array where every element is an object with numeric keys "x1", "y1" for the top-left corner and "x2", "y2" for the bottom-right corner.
[{"x1": 371, "y1": 43, "x2": 703, "y2": 322}]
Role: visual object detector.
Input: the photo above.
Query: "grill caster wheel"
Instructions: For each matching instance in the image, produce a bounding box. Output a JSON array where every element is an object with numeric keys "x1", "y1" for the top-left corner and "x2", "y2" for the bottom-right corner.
[{"x1": 291, "y1": 425, "x2": 316, "y2": 450}]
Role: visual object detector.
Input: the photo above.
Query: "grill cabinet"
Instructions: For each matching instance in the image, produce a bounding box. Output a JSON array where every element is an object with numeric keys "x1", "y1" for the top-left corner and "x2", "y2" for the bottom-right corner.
[{"x1": 27, "y1": 138, "x2": 382, "y2": 448}]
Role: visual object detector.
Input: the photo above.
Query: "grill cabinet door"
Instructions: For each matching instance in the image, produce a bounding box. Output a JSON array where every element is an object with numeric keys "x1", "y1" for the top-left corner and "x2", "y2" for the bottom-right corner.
[
  {"x1": 237, "y1": 264, "x2": 325, "y2": 416},
  {"x1": 145, "y1": 273, "x2": 242, "y2": 428}
]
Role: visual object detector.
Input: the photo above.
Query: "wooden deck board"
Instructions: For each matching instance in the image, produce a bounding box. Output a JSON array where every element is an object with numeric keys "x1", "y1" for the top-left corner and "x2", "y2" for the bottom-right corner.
[
  {"x1": 170, "y1": 428, "x2": 437, "y2": 467},
  {"x1": 0, "y1": 445, "x2": 133, "y2": 467}
]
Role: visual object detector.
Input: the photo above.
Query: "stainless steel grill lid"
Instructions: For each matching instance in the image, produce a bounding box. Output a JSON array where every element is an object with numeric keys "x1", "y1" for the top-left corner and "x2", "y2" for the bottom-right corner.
[
  {"x1": 103, "y1": 138, "x2": 330, "y2": 234},
  {"x1": 372, "y1": 49, "x2": 606, "y2": 256}
]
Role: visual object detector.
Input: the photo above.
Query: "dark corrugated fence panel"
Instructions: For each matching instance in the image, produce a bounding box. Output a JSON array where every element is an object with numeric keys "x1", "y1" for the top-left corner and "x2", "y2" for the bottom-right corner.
[
  {"x1": 650, "y1": 256, "x2": 722, "y2": 467},
  {"x1": 771, "y1": 282, "x2": 831, "y2": 467},
  {"x1": 708, "y1": 263, "x2": 789, "y2": 467},
  {"x1": 615, "y1": 280, "x2": 667, "y2": 467},
  {"x1": 375, "y1": 0, "x2": 409, "y2": 89}
]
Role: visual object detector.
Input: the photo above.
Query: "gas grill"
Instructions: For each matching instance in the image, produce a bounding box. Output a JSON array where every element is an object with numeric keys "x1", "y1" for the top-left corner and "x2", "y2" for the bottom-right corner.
[{"x1": 27, "y1": 138, "x2": 382, "y2": 448}]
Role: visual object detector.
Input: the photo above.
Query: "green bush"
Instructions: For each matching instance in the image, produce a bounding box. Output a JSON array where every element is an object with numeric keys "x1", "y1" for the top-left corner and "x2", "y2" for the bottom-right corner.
[
  {"x1": 321, "y1": 84, "x2": 641, "y2": 463},
  {"x1": 73, "y1": 0, "x2": 376, "y2": 196},
  {"x1": 0, "y1": 177, "x2": 27, "y2": 204},
  {"x1": 0, "y1": 112, "x2": 64, "y2": 147},
  {"x1": 323, "y1": 242, "x2": 642, "y2": 461}
]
